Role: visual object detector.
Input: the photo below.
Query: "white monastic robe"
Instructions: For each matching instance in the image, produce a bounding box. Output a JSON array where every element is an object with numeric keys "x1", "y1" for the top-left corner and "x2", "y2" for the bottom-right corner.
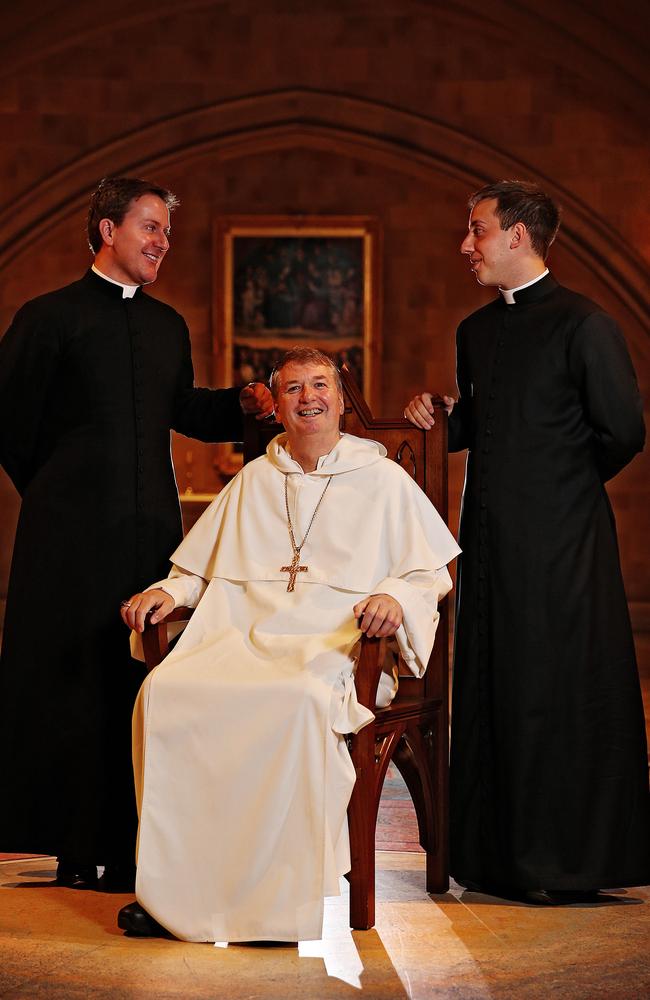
[{"x1": 133, "y1": 433, "x2": 461, "y2": 942}]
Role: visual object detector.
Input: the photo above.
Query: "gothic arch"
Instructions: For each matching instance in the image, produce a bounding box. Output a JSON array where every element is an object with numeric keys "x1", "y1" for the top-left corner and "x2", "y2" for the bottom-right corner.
[{"x1": 1, "y1": 89, "x2": 648, "y2": 349}]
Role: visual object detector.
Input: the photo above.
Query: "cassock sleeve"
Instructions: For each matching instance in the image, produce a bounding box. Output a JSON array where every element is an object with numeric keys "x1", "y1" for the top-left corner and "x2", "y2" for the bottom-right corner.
[
  {"x1": 172, "y1": 321, "x2": 244, "y2": 443},
  {"x1": 371, "y1": 566, "x2": 453, "y2": 678},
  {"x1": 568, "y1": 311, "x2": 645, "y2": 482},
  {"x1": 448, "y1": 322, "x2": 472, "y2": 453},
  {"x1": 0, "y1": 301, "x2": 60, "y2": 495}
]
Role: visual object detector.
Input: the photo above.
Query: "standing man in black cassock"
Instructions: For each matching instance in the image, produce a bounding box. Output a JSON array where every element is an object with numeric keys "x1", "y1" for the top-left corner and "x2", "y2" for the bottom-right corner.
[
  {"x1": 405, "y1": 180, "x2": 649, "y2": 902},
  {"x1": 0, "y1": 176, "x2": 273, "y2": 890}
]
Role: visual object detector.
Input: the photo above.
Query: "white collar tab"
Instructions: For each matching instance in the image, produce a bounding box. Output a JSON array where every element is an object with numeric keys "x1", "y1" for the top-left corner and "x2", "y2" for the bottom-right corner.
[
  {"x1": 499, "y1": 268, "x2": 549, "y2": 305},
  {"x1": 92, "y1": 264, "x2": 139, "y2": 299}
]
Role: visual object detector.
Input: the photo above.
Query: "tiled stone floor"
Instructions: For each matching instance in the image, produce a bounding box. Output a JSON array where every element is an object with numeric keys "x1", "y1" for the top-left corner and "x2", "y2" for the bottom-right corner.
[
  {"x1": 0, "y1": 854, "x2": 648, "y2": 999},
  {"x1": 1, "y1": 634, "x2": 647, "y2": 997}
]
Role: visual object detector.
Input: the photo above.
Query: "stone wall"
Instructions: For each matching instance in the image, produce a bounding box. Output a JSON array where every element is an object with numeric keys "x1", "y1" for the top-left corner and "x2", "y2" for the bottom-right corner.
[{"x1": 0, "y1": 0, "x2": 647, "y2": 620}]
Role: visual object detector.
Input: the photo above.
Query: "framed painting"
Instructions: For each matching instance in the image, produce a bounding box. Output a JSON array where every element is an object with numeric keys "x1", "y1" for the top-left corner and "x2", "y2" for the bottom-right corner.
[{"x1": 212, "y1": 215, "x2": 382, "y2": 409}]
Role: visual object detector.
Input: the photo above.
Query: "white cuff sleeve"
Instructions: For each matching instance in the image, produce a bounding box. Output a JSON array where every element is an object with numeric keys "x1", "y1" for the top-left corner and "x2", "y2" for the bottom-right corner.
[
  {"x1": 371, "y1": 567, "x2": 452, "y2": 678},
  {"x1": 145, "y1": 566, "x2": 207, "y2": 609},
  {"x1": 129, "y1": 567, "x2": 208, "y2": 662}
]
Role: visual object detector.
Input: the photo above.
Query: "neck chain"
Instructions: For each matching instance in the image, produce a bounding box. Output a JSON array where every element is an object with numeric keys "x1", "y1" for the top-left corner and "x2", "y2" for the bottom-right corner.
[{"x1": 281, "y1": 473, "x2": 333, "y2": 592}]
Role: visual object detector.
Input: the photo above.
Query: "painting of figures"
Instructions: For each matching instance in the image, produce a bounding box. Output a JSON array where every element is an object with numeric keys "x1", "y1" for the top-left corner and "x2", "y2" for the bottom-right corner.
[{"x1": 213, "y1": 216, "x2": 381, "y2": 405}]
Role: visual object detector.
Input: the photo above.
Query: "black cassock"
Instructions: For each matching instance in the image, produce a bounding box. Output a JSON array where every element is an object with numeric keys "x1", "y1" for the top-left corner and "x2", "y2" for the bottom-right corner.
[
  {"x1": 448, "y1": 273, "x2": 649, "y2": 891},
  {"x1": 0, "y1": 270, "x2": 243, "y2": 866}
]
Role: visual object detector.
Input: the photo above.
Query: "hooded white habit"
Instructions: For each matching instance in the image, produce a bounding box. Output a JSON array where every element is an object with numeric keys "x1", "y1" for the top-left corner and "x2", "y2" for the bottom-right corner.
[{"x1": 132, "y1": 433, "x2": 460, "y2": 942}]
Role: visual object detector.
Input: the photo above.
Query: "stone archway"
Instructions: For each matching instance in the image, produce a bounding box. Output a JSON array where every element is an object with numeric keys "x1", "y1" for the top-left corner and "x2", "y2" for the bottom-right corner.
[{"x1": 1, "y1": 89, "x2": 648, "y2": 350}]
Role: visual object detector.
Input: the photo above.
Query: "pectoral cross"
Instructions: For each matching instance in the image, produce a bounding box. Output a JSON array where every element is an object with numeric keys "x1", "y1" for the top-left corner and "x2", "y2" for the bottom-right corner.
[{"x1": 281, "y1": 552, "x2": 308, "y2": 592}]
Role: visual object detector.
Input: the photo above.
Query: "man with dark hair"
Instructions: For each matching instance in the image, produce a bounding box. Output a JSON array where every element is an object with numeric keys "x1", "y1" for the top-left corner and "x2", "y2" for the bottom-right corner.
[
  {"x1": 405, "y1": 180, "x2": 649, "y2": 902},
  {"x1": 86, "y1": 176, "x2": 181, "y2": 253},
  {"x1": 0, "y1": 176, "x2": 273, "y2": 890},
  {"x1": 466, "y1": 179, "x2": 561, "y2": 258}
]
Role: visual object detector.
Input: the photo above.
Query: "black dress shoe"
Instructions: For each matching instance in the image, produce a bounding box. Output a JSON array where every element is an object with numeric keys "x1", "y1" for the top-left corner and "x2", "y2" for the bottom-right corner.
[
  {"x1": 457, "y1": 880, "x2": 521, "y2": 900},
  {"x1": 118, "y1": 901, "x2": 169, "y2": 937},
  {"x1": 525, "y1": 889, "x2": 601, "y2": 905},
  {"x1": 100, "y1": 864, "x2": 136, "y2": 893},
  {"x1": 55, "y1": 859, "x2": 98, "y2": 887}
]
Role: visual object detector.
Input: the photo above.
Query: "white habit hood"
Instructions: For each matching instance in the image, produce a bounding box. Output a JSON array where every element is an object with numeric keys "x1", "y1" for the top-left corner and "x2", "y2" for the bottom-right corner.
[{"x1": 170, "y1": 432, "x2": 460, "y2": 596}]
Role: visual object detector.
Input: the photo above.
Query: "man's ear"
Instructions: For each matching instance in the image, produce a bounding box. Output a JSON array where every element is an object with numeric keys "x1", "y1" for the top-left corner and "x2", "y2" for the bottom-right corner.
[
  {"x1": 509, "y1": 221, "x2": 527, "y2": 250},
  {"x1": 99, "y1": 217, "x2": 115, "y2": 246},
  {"x1": 338, "y1": 391, "x2": 345, "y2": 415}
]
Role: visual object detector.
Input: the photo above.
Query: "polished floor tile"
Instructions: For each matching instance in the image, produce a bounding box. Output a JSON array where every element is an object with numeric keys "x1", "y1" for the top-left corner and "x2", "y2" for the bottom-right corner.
[{"x1": 1, "y1": 855, "x2": 648, "y2": 999}]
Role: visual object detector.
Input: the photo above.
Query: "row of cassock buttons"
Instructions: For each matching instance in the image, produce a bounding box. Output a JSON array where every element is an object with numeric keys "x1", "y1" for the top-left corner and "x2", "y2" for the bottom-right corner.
[
  {"x1": 477, "y1": 324, "x2": 506, "y2": 641},
  {"x1": 127, "y1": 306, "x2": 148, "y2": 536}
]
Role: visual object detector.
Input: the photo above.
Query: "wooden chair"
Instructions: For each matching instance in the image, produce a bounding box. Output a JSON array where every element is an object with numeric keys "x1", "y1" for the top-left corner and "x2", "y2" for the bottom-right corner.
[{"x1": 142, "y1": 366, "x2": 450, "y2": 930}]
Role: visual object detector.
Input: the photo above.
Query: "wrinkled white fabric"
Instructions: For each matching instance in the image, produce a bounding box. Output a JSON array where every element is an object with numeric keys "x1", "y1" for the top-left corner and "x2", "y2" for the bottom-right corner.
[{"x1": 133, "y1": 433, "x2": 460, "y2": 942}]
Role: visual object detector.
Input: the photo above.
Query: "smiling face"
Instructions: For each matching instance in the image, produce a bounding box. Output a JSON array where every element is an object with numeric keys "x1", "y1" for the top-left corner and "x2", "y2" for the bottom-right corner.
[
  {"x1": 459, "y1": 197, "x2": 520, "y2": 288},
  {"x1": 96, "y1": 193, "x2": 171, "y2": 286},
  {"x1": 274, "y1": 361, "x2": 344, "y2": 450}
]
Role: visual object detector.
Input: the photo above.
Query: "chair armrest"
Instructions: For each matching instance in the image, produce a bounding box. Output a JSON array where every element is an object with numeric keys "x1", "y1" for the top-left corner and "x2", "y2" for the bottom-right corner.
[
  {"x1": 142, "y1": 606, "x2": 195, "y2": 673},
  {"x1": 353, "y1": 634, "x2": 387, "y2": 711}
]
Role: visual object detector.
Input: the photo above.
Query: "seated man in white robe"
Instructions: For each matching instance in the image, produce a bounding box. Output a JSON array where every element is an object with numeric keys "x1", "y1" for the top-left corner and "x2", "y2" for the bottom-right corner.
[{"x1": 117, "y1": 347, "x2": 460, "y2": 943}]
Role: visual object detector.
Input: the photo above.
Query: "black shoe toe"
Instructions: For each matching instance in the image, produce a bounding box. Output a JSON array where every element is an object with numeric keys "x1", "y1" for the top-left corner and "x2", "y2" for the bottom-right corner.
[
  {"x1": 55, "y1": 860, "x2": 98, "y2": 887},
  {"x1": 525, "y1": 889, "x2": 601, "y2": 906},
  {"x1": 117, "y1": 902, "x2": 168, "y2": 937}
]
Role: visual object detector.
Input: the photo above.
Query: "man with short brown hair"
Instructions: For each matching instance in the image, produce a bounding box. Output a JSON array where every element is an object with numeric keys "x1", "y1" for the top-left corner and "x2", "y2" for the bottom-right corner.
[
  {"x1": 405, "y1": 180, "x2": 648, "y2": 902},
  {"x1": 0, "y1": 175, "x2": 272, "y2": 890}
]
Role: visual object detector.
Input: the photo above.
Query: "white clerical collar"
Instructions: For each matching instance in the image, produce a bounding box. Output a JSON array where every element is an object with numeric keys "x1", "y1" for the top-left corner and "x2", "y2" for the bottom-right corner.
[
  {"x1": 499, "y1": 269, "x2": 549, "y2": 304},
  {"x1": 92, "y1": 264, "x2": 139, "y2": 299}
]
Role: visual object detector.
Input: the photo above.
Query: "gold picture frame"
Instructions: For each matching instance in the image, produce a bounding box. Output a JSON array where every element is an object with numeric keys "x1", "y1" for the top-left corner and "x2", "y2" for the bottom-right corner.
[{"x1": 212, "y1": 215, "x2": 382, "y2": 408}]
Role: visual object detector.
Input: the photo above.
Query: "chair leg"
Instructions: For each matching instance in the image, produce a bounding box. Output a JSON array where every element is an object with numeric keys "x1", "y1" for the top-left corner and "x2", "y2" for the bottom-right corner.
[
  {"x1": 424, "y1": 710, "x2": 449, "y2": 894},
  {"x1": 393, "y1": 714, "x2": 449, "y2": 895},
  {"x1": 426, "y1": 846, "x2": 449, "y2": 895},
  {"x1": 347, "y1": 730, "x2": 377, "y2": 930},
  {"x1": 348, "y1": 823, "x2": 375, "y2": 930}
]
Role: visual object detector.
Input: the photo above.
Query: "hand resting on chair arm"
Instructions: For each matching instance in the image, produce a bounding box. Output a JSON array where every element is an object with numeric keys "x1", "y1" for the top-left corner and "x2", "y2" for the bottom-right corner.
[
  {"x1": 120, "y1": 589, "x2": 175, "y2": 634},
  {"x1": 353, "y1": 593, "x2": 403, "y2": 638},
  {"x1": 123, "y1": 588, "x2": 403, "y2": 641},
  {"x1": 120, "y1": 567, "x2": 208, "y2": 634}
]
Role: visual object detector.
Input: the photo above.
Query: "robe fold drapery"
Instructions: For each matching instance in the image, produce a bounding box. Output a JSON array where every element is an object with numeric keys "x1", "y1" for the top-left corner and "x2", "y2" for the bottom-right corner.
[{"x1": 133, "y1": 433, "x2": 460, "y2": 942}]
